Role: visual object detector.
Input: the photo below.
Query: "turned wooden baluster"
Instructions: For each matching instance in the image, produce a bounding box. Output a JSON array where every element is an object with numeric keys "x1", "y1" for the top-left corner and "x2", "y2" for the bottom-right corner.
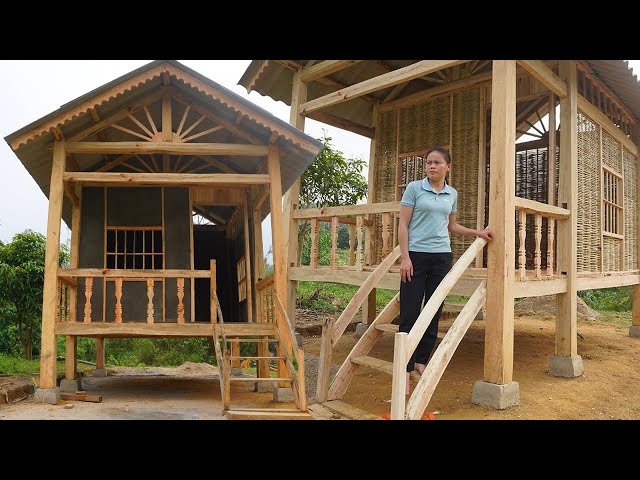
[
  {"x1": 147, "y1": 279, "x2": 154, "y2": 324},
  {"x1": 382, "y1": 212, "x2": 391, "y2": 257},
  {"x1": 348, "y1": 224, "x2": 356, "y2": 266},
  {"x1": 547, "y1": 219, "x2": 555, "y2": 276},
  {"x1": 84, "y1": 277, "x2": 93, "y2": 323},
  {"x1": 518, "y1": 211, "x2": 527, "y2": 280},
  {"x1": 330, "y1": 216, "x2": 338, "y2": 271},
  {"x1": 534, "y1": 214, "x2": 542, "y2": 278},
  {"x1": 177, "y1": 277, "x2": 185, "y2": 324},
  {"x1": 310, "y1": 218, "x2": 319, "y2": 269},
  {"x1": 115, "y1": 277, "x2": 123, "y2": 323}
]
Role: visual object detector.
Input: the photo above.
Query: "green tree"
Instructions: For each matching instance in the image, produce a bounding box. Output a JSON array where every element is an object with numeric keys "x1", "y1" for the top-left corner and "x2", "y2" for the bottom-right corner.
[
  {"x1": 0, "y1": 230, "x2": 69, "y2": 359},
  {"x1": 297, "y1": 133, "x2": 368, "y2": 261}
]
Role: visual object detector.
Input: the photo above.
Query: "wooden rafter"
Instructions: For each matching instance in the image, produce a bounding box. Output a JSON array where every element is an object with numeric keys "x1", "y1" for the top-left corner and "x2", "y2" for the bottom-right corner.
[
  {"x1": 110, "y1": 123, "x2": 153, "y2": 141},
  {"x1": 301, "y1": 60, "x2": 362, "y2": 82},
  {"x1": 181, "y1": 125, "x2": 224, "y2": 142},
  {"x1": 135, "y1": 155, "x2": 156, "y2": 173},
  {"x1": 96, "y1": 154, "x2": 133, "y2": 172},
  {"x1": 127, "y1": 112, "x2": 154, "y2": 138}
]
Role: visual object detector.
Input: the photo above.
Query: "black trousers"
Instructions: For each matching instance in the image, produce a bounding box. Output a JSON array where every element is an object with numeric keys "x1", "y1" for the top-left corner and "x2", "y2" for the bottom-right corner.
[{"x1": 399, "y1": 251, "x2": 452, "y2": 372}]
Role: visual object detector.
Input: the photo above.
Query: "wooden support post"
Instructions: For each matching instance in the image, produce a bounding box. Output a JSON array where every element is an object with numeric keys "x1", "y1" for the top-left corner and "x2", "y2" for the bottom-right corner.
[
  {"x1": 231, "y1": 340, "x2": 241, "y2": 368},
  {"x1": 243, "y1": 191, "x2": 253, "y2": 322},
  {"x1": 556, "y1": 61, "x2": 578, "y2": 357},
  {"x1": 68, "y1": 185, "x2": 81, "y2": 323},
  {"x1": 40, "y1": 140, "x2": 66, "y2": 390},
  {"x1": 476, "y1": 86, "x2": 487, "y2": 268},
  {"x1": 361, "y1": 289, "x2": 376, "y2": 325},
  {"x1": 390, "y1": 332, "x2": 408, "y2": 420},
  {"x1": 632, "y1": 125, "x2": 640, "y2": 330},
  {"x1": 283, "y1": 70, "x2": 307, "y2": 326},
  {"x1": 95, "y1": 337, "x2": 105, "y2": 370},
  {"x1": 316, "y1": 317, "x2": 334, "y2": 403},
  {"x1": 348, "y1": 224, "x2": 356, "y2": 266},
  {"x1": 368, "y1": 104, "x2": 378, "y2": 263},
  {"x1": 484, "y1": 60, "x2": 516, "y2": 385},
  {"x1": 547, "y1": 93, "x2": 557, "y2": 277},
  {"x1": 65, "y1": 336, "x2": 77, "y2": 381},
  {"x1": 210, "y1": 260, "x2": 217, "y2": 324}
]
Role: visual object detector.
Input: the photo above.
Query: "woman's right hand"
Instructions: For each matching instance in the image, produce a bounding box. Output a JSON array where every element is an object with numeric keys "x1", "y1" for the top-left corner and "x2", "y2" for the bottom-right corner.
[{"x1": 400, "y1": 256, "x2": 413, "y2": 283}]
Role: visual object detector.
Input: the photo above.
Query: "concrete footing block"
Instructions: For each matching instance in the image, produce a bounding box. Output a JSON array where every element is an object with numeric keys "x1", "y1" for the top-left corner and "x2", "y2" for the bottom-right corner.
[
  {"x1": 629, "y1": 326, "x2": 640, "y2": 338},
  {"x1": 254, "y1": 382, "x2": 274, "y2": 393},
  {"x1": 231, "y1": 367, "x2": 243, "y2": 376},
  {"x1": 295, "y1": 332, "x2": 303, "y2": 348},
  {"x1": 59, "y1": 379, "x2": 80, "y2": 393},
  {"x1": 92, "y1": 368, "x2": 108, "y2": 378},
  {"x1": 471, "y1": 380, "x2": 520, "y2": 410},
  {"x1": 273, "y1": 387, "x2": 294, "y2": 402},
  {"x1": 475, "y1": 308, "x2": 485, "y2": 320},
  {"x1": 34, "y1": 387, "x2": 60, "y2": 404},
  {"x1": 548, "y1": 355, "x2": 584, "y2": 378},
  {"x1": 355, "y1": 323, "x2": 369, "y2": 338}
]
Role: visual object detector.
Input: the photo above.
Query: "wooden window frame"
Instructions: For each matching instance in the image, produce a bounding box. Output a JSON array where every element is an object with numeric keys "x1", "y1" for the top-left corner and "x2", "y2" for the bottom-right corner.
[
  {"x1": 602, "y1": 165, "x2": 623, "y2": 238},
  {"x1": 237, "y1": 256, "x2": 247, "y2": 302}
]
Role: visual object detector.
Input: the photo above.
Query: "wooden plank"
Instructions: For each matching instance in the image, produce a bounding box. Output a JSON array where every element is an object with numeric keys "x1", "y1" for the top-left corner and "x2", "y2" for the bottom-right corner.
[
  {"x1": 40, "y1": 141, "x2": 66, "y2": 390},
  {"x1": 243, "y1": 193, "x2": 253, "y2": 322},
  {"x1": 513, "y1": 278, "x2": 567, "y2": 297},
  {"x1": 332, "y1": 246, "x2": 401, "y2": 344},
  {"x1": 299, "y1": 60, "x2": 469, "y2": 114},
  {"x1": 476, "y1": 86, "x2": 487, "y2": 268},
  {"x1": 226, "y1": 410, "x2": 312, "y2": 420},
  {"x1": 556, "y1": 61, "x2": 578, "y2": 358},
  {"x1": 322, "y1": 400, "x2": 382, "y2": 420},
  {"x1": 65, "y1": 336, "x2": 77, "y2": 381},
  {"x1": 95, "y1": 337, "x2": 105, "y2": 369},
  {"x1": 60, "y1": 268, "x2": 212, "y2": 278},
  {"x1": 390, "y1": 332, "x2": 408, "y2": 419},
  {"x1": 306, "y1": 111, "x2": 375, "y2": 139},
  {"x1": 300, "y1": 60, "x2": 361, "y2": 82},
  {"x1": 293, "y1": 202, "x2": 400, "y2": 219},
  {"x1": 484, "y1": 60, "x2": 517, "y2": 385},
  {"x1": 56, "y1": 323, "x2": 216, "y2": 337},
  {"x1": 517, "y1": 60, "x2": 567, "y2": 98},
  {"x1": 308, "y1": 403, "x2": 348, "y2": 420},
  {"x1": 63, "y1": 172, "x2": 270, "y2": 186},
  {"x1": 68, "y1": 184, "x2": 82, "y2": 323},
  {"x1": 406, "y1": 281, "x2": 486, "y2": 420},
  {"x1": 513, "y1": 197, "x2": 570, "y2": 219},
  {"x1": 577, "y1": 274, "x2": 640, "y2": 290},
  {"x1": 60, "y1": 393, "x2": 102, "y2": 403},
  {"x1": 64, "y1": 141, "x2": 268, "y2": 156}
]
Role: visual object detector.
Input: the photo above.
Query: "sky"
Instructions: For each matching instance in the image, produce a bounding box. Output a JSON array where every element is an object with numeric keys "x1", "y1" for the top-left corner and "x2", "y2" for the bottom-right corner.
[
  {"x1": 1, "y1": 60, "x2": 638, "y2": 258},
  {"x1": 0, "y1": 60, "x2": 371, "y2": 260}
]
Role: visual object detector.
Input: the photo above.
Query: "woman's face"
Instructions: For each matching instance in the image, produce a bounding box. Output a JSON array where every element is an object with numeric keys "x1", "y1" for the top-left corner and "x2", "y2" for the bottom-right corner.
[{"x1": 426, "y1": 151, "x2": 450, "y2": 182}]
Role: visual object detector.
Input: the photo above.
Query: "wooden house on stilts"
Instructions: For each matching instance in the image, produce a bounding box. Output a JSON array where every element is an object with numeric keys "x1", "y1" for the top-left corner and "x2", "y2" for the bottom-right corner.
[
  {"x1": 239, "y1": 60, "x2": 640, "y2": 419},
  {"x1": 5, "y1": 60, "x2": 323, "y2": 419}
]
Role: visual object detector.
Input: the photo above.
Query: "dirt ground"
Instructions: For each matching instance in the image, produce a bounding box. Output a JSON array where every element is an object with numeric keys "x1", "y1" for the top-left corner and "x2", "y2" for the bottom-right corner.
[{"x1": 1, "y1": 309, "x2": 640, "y2": 420}]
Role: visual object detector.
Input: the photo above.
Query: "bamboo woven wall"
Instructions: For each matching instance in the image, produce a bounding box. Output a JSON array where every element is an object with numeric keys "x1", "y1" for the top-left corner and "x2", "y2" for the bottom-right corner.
[
  {"x1": 577, "y1": 111, "x2": 602, "y2": 272},
  {"x1": 373, "y1": 89, "x2": 480, "y2": 263},
  {"x1": 601, "y1": 129, "x2": 623, "y2": 270},
  {"x1": 603, "y1": 236, "x2": 621, "y2": 271},
  {"x1": 624, "y1": 147, "x2": 638, "y2": 270}
]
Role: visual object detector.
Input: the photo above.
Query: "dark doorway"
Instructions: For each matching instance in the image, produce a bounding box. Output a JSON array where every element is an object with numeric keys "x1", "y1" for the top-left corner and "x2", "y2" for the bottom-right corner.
[{"x1": 193, "y1": 227, "x2": 232, "y2": 323}]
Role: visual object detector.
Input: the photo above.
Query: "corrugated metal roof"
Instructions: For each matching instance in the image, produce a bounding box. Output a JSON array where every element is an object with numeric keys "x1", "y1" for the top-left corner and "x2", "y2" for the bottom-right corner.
[
  {"x1": 240, "y1": 60, "x2": 640, "y2": 128},
  {"x1": 4, "y1": 60, "x2": 324, "y2": 228}
]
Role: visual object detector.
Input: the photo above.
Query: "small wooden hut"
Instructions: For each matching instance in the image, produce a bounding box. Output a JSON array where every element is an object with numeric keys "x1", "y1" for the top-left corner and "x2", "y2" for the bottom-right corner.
[
  {"x1": 5, "y1": 60, "x2": 323, "y2": 418},
  {"x1": 239, "y1": 60, "x2": 640, "y2": 419}
]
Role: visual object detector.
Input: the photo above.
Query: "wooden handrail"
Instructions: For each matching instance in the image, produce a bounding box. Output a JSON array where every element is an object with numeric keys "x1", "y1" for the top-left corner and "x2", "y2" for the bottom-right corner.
[
  {"x1": 292, "y1": 201, "x2": 400, "y2": 219},
  {"x1": 513, "y1": 197, "x2": 570, "y2": 220},
  {"x1": 274, "y1": 294, "x2": 306, "y2": 410},
  {"x1": 58, "y1": 268, "x2": 211, "y2": 278},
  {"x1": 256, "y1": 274, "x2": 275, "y2": 290}
]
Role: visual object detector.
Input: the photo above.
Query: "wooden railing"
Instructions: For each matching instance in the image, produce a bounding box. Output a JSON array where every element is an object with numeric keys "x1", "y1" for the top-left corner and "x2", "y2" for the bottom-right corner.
[
  {"x1": 56, "y1": 268, "x2": 213, "y2": 324},
  {"x1": 514, "y1": 197, "x2": 570, "y2": 280},
  {"x1": 292, "y1": 202, "x2": 401, "y2": 271},
  {"x1": 391, "y1": 237, "x2": 487, "y2": 420}
]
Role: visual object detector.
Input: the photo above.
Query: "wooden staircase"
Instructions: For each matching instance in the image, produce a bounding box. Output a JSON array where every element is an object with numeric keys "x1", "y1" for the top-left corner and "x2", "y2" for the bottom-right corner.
[
  {"x1": 211, "y1": 286, "x2": 311, "y2": 420},
  {"x1": 314, "y1": 238, "x2": 488, "y2": 420}
]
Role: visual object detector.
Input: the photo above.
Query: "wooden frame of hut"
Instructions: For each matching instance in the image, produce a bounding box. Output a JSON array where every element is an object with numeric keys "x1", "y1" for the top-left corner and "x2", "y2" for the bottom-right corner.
[
  {"x1": 5, "y1": 61, "x2": 323, "y2": 419},
  {"x1": 240, "y1": 60, "x2": 640, "y2": 419}
]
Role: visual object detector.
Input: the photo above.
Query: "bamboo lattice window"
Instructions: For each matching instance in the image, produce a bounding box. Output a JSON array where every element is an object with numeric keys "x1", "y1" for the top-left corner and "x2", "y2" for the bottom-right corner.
[
  {"x1": 106, "y1": 227, "x2": 163, "y2": 269},
  {"x1": 237, "y1": 256, "x2": 247, "y2": 302},
  {"x1": 602, "y1": 166, "x2": 623, "y2": 236}
]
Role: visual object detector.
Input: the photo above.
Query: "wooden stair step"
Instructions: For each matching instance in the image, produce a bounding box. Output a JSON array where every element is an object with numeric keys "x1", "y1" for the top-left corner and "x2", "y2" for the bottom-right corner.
[
  {"x1": 226, "y1": 409, "x2": 312, "y2": 420},
  {"x1": 375, "y1": 323, "x2": 444, "y2": 338},
  {"x1": 351, "y1": 355, "x2": 421, "y2": 381},
  {"x1": 320, "y1": 400, "x2": 382, "y2": 420},
  {"x1": 225, "y1": 338, "x2": 279, "y2": 343},
  {"x1": 229, "y1": 377, "x2": 292, "y2": 382}
]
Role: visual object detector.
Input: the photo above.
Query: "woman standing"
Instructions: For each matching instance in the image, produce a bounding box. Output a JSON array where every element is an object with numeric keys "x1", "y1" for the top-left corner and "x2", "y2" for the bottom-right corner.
[{"x1": 398, "y1": 147, "x2": 492, "y2": 394}]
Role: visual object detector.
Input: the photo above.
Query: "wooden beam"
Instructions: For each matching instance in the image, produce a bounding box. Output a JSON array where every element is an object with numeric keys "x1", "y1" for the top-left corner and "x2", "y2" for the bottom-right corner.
[
  {"x1": 56, "y1": 322, "x2": 216, "y2": 337},
  {"x1": 68, "y1": 184, "x2": 81, "y2": 324},
  {"x1": 65, "y1": 142, "x2": 269, "y2": 156},
  {"x1": 301, "y1": 60, "x2": 362, "y2": 82},
  {"x1": 556, "y1": 60, "x2": 579, "y2": 358},
  {"x1": 513, "y1": 197, "x2": 570, "y2": 219},
  {"x1": 484, "y1": 60, "x2": 517, "y2": 385},
  {"x1": 517, "y1": 60, "x2": 567, "y2": 98},
  {"x1": 40, "y1": 140, "x2": 66, "y2": 390},
  {"x1": 306, "y1": 110, "x2": 375, "y2": 139},
  {"x1": 243, "y1": 192, "x2": 253, "y2": 322},
  {"x1": 299, "y1": 61, "x2": 469, "y2": 114},
  {"x1": 63, "y1": 172, "x2": 270, "y2": 186},
  {"x1": 60, "y1": 268, "x2": 213, "y2": 278},
  {"x1": 292, "y1": 201, "x2": 400, "y2": 219}
]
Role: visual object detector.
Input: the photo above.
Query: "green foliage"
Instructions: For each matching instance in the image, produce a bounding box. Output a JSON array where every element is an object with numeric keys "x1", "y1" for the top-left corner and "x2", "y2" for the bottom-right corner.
[
  {"x1": 0, "y1": 230, "x2": 69, "y2": 359},
  {"x1": 100, "y1": 338, "x2": 215, "y2": 367},
  {"x1": 299, "y1": 133, "x2": 368, "y2": 209},
  {"x1": 0, "y1": 352, "x2": 90, "y2": 376},
  {"x1": 578, "y1": 286, "x2": 632, "y2": 312},
  {"x1": 297, "y1": 281, "x2": 397, "y2": 314}
]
